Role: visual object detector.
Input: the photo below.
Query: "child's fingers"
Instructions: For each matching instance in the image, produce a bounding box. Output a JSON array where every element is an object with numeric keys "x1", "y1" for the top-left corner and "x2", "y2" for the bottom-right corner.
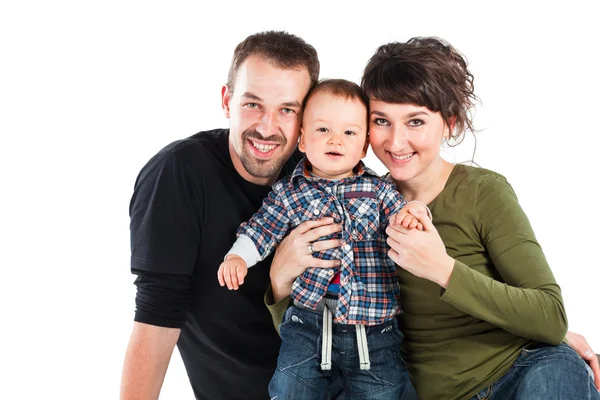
[
  {"x1": 408, "y1": 217, "x2": 418, "y2": 230},
  {"x1": 416, "y1": 222, "x2": 424, "y2": 231},
  {"x1": 237, "y1": 265, "x2": 246, "y2": 286},
  {"x1": 217, "y1": 265, "x2": 225, "y2": 287},
  {"x1": 224, "y1": 266, "x2": 234, "y2": 290},
  {"x1": 231, "y1": 267, "x2": 239, "y2": 290}
]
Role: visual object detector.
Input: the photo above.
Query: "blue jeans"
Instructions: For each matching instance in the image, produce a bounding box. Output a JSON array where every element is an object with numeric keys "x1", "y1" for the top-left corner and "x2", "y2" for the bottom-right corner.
[
  {"x1": 471, "y1": 343, "x2": 599, "y2": 400},
  {"x1": 269, "y1": 306, "x2": 409, "y2": 400}
]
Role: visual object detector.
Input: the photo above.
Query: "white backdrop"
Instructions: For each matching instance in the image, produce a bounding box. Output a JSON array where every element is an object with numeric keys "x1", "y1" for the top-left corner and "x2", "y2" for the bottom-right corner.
[{"x1": 1, "y1": 1, "x2": 598, "y2": 399}]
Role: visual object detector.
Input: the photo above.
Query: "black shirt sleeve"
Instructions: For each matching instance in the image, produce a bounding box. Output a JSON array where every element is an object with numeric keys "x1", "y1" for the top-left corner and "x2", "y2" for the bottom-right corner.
[
  {"x1": 133, "y1": 268, "x2": 193, "y2": 328},
  {"x1": 129, "y1": 149, "x2": 201, "y2": 275},
  {"x1": 129, "y1": 147, "x2": 202, "y2": 327}
]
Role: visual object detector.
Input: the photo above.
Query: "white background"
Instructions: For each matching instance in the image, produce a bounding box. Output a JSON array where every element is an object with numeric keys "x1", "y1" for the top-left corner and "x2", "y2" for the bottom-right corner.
[{"x1": 1, "y1": 1, "x2": 598, "y2": 399}]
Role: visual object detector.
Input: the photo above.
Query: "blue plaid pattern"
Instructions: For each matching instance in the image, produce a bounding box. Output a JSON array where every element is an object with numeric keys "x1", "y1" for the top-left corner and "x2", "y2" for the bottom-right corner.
[{"x1": 238, "y1": 158, "x2": 406, "y2": 325}]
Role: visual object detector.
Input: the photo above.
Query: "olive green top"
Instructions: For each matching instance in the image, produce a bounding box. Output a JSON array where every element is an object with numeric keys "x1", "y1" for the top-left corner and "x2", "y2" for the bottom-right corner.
[{"x1": 266, "y1": 164, "x2": 568, "y2": 399}]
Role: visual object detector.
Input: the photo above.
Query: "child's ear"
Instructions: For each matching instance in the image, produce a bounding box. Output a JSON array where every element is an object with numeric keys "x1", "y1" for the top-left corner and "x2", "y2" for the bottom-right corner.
[
  {"x1": 298, "y1": 127, "x2": 307, "y2": 153},
  {"x1": 361, "y1": 134, "x2": 369, "y2": 158}
]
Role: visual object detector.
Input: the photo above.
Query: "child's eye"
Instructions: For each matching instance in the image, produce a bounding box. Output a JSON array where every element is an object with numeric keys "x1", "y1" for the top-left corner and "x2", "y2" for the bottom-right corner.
[
  {"x1": 344, "y1": 130, "x2": 356, "y2": 136},
  {"x1": 317, "y1": 127, "x2": 329, "y2": 133}
]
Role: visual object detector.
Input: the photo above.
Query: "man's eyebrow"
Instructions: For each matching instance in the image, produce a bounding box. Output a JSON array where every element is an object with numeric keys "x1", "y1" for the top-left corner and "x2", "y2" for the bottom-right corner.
[
  {"x1": 241, "y1": 92, "x2": 301, "y2": 109},
  {"x1": 282, "y1": 101, "x2": 302, "y2": 108},
  {"x1": 241, "y1": 92, "x2": 262, "y2": 101}
]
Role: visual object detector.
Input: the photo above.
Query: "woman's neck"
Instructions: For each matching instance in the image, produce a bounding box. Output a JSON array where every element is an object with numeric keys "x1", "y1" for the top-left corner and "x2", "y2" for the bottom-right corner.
[{"x1": 394, "y1": 158, "x2": 455, "y2": 205}]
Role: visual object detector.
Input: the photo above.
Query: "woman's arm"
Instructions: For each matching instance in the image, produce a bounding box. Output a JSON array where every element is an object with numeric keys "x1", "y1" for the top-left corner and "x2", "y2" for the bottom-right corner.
[{"x1": 386, "y1": 176, "x2": 567, "y2": 345}]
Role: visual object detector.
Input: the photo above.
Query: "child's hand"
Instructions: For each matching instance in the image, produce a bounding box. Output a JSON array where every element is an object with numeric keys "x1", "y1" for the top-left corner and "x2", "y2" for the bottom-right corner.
[
  {"x1": 394, "y1": 210, "x2": 424, "y2": 231},
  {"x1": 217, "y1": 255, "x2": 248, "y2": 290}
]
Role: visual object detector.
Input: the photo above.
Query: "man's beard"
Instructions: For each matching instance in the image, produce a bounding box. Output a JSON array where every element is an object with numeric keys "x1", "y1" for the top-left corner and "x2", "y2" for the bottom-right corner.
[{"x1": 237, "y1": 128, "x2": 289, "y2": 179}]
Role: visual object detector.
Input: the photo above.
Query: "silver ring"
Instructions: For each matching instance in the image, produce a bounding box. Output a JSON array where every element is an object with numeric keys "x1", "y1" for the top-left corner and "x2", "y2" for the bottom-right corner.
[{"x1": 307, "y1": 243, "x2": 315, "y2": 254}]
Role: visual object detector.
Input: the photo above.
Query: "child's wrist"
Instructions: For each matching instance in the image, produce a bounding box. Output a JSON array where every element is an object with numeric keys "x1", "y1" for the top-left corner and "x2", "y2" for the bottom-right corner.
[{"x1": 405, "y1": 200, "x2": 432, "y2": 221}]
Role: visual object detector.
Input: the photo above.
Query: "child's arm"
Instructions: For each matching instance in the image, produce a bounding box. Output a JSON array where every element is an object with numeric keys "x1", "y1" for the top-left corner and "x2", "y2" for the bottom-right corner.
[
  {"x1": 394, "y1": 200, "x2": 432, "y2": 230},
  {"x1": 218, "y1": 254, "x2": 248, "y2": 290},
  {"x1": 217, "y1": 182, "x2": 292, "y2": 289},
  {"x1": 218, "y1": 235, "x2": 261, "y2": 290}
]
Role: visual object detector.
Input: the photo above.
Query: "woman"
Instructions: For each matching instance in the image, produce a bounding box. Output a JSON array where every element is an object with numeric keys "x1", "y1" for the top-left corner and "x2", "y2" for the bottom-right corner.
[{"x1": 267, "y1": 37, "x2": 599, "y2": 399}]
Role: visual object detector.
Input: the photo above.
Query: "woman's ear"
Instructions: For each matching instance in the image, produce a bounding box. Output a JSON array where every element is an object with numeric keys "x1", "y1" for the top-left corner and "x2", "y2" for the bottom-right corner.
[{"x1": 444, "y1": 116, "x2": 457, "y2": 138}]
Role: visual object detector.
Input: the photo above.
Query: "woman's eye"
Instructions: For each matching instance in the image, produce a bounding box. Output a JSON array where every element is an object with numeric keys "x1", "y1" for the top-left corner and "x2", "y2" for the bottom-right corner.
[
  {"x1": 373, "y1": 118, "x2": 389, "y2": 126},
  {"x1": 408, "y1": 119, "x2": 424, "y2": 127}
]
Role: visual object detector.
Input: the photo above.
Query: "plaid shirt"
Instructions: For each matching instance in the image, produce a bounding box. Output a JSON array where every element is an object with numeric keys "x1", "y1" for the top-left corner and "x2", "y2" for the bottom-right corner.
[{"x1": 238, "y1": 158, "x2": 406, "y2": 325}]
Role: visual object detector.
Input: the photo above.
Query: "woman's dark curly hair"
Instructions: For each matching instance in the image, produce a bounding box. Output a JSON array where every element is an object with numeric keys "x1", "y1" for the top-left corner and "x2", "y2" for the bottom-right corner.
[{"x1": 361, "y1": 37, "x2": 479, "y2": 145}]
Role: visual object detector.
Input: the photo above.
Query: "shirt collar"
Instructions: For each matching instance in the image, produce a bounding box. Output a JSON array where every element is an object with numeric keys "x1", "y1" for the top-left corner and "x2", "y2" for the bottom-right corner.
[{"x1": 290, "y1": 157, "x2": 380, "y2": 183}]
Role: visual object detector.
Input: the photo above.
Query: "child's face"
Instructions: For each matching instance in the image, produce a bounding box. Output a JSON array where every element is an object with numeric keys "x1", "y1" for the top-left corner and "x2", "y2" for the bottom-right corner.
[{"x1": 299, "y1": 91, "x2": 368, "y2": 179}]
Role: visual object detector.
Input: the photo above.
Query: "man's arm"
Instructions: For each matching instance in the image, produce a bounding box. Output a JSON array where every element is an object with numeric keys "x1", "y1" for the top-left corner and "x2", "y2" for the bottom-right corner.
[{"x1": 120, "y1": 322, "x2": 181, "y2": 400}]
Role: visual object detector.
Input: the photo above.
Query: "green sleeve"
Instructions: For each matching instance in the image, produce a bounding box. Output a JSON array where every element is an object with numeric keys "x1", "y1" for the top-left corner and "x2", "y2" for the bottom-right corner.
[
  {"x1": 264, "y1": 285, "x2": 292, "y2": 336},
  {"x1": 441, "y1": 175, "x2": 568, "y2": 344}
]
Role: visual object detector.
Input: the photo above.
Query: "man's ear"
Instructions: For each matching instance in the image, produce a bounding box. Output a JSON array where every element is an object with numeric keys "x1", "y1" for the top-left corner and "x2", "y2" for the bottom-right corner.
[
  {"x1": 445, "y1": 116, "x2": 457, "y2": 138},
  {"x1": 221, "y1": 85, "x2": 231, "y2": 119},
  {"x1": 298, "y1": 127, "x2": 307, "y2": 153}
]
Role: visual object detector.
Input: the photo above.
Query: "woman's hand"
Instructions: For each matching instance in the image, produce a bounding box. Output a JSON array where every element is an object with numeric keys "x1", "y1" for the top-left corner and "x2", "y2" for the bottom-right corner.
[
  {"x1": 385, "y1": 207, "x2": 454, "y2": 288},
  {"x1": 270, "y1": 218, "x2": 342, "y2": 302},
  {"x1": 565, "y1": 331, "x2": 600, "y2": 391}
]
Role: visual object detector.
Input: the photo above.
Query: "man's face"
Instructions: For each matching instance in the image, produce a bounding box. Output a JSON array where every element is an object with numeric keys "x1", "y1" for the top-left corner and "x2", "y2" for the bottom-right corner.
[{"x1": 222, "y1": 55, "x2": 312, "y2": 185}]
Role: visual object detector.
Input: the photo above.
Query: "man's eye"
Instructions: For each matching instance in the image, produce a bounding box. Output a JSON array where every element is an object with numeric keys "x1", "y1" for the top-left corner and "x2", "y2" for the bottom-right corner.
[
  {"x1": 246, "y1": 103, "x2": 259, "y2": 109},
  {"x1": 281, "y1": 108, "x2": 295, "y2": 114}
]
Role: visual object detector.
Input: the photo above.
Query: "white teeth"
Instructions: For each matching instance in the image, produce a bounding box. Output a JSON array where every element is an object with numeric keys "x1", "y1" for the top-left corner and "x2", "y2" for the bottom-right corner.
[
  {"x1": 391, "y1": 152, "x2": 414, "y2": 161},
  {"x1": 251, "y1": 141, "x2": 277, "y2": 152}
]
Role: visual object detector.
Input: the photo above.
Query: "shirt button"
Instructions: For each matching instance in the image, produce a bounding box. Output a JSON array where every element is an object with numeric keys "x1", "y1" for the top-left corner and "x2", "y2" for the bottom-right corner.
[
  {"x1": 328, "y1": 270, "x2": 334, "y2": 276},
  {"x1": 344, "y1": 244, "x2": 351, "y2": 251},
  {"x1": 358, "y1": 206, "x2": 366, "y2": 214},
  {"x1": 314, "y1": 209, "x2": 320, "y2": 215}
]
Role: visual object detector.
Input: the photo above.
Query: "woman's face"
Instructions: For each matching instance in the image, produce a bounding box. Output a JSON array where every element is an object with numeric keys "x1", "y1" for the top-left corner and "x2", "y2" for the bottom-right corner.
[{"x1": 368, "y1": 100, "x2": 450, "y2": 183}]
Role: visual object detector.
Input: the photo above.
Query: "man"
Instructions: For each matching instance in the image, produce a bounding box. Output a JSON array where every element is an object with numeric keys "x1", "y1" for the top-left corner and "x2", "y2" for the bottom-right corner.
[{"x1": 120, "y1": 31, "x2": 321, "y2": 399}]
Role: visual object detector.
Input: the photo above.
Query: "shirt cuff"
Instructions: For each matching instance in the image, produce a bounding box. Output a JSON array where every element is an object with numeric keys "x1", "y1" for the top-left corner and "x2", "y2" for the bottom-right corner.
[{"x1": 226, "y1": 234, "x2": 261, "y2": 268}]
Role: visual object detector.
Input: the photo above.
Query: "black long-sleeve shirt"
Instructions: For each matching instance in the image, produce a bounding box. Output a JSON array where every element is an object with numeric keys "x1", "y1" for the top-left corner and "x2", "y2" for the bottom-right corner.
[{"x1": 129, "y1": 129, "x2": 302, "y2": 399}]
